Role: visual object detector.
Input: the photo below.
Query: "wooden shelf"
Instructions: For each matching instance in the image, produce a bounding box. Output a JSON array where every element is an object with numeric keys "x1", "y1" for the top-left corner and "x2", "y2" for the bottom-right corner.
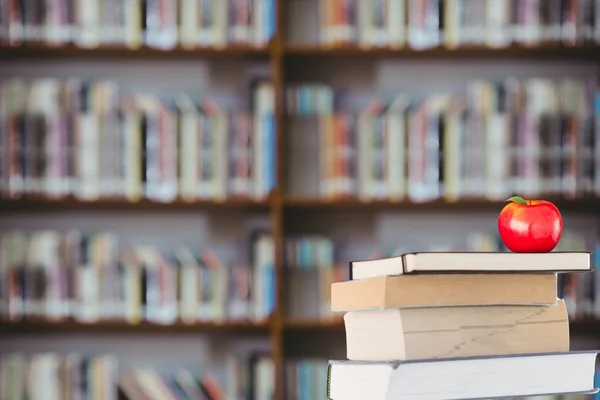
[
  {"x1": 284, "y1": 319, "x2": 344, "y2": 331},
  {"x1": 0, "y1": 44, "x2": 272, "y2": 60},
  {"x1": 0, "y1": 197, "x2": 272, "y2": 213},
  {"x1": 2, "y1": 43, "x2": 598, "y2": 61},
  {"x1": 3, "y1": 197, "x2": 599, "y2": 213},
  {"x1": 0, "y1": 319, "x2": 271, "y2": 334},
  {"x1": 284, "y1": 44, "x2": 600, "y2": 60},
  {"x1": 284, "y1": 197, "x2": 600, "y2": 213}
]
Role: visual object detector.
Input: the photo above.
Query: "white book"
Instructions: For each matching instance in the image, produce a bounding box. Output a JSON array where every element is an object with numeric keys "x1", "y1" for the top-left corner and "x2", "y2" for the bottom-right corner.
[
  {"x1": 485, "y1": 0, "x2": 510, "y2": 48},
  {"x1": 213, "y1": 112, "x2": 229, "y2": 200},
  {"x1": 178, "y1": 97, "x2": 200, "y2": 201},
  {"x1": 122, "y1": 103, "x2": 142, "y2": 202},
  {"x1": 350, "y1": 251, "x2": 592, "y2": 280},
  {"x1": 253, "y1": 0, "x2": 265, "y2": 45},
  {"x1": 327, "y1": 352, "x2": 598, "y2": 400},
  {"x1": 180, "y1": 0, "x2": 199, "y2": 48},
  {"x1": 442, "y1": 99, "x2": 464, "y2": 201},
  {"x1": 77, "y1": 110, "x2": 101, "y2": 200},
  {"x1": 124, "y1": 0, "x2": 143, "y2": 49},
  {"x1": 212, "y1": 0, "x2": 228, "y2": 47},
  {"x1": 77, "y1": 0, "x2": 100, "y2": 47},
  {"x1": 484, "y1": 111, "x2": 509, "y2": 199},
  {"x1": 387, "y1": 0, "x2": 406, "y2": 48}
]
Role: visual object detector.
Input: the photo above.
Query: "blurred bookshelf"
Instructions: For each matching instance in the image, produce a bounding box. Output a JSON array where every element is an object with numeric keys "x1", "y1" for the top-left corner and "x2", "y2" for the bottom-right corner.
[{"x1": 1, "y1": 0, "x2": 600, "y2": 399}]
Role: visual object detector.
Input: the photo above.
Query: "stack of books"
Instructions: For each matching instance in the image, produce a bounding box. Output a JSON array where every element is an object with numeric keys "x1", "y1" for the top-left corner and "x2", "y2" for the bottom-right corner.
[{"x1": 328, "y1": 251, "x2": 598, "y2": 399}]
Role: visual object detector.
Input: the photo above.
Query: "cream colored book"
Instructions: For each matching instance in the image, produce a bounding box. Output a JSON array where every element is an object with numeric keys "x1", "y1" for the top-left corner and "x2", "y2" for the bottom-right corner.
[{"x1": 344, "y1": 300, "x2": 569, "y2": 362}]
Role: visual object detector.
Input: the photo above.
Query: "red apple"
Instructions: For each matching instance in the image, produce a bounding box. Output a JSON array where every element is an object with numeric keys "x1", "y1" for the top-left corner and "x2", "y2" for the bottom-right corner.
[{"x1": 497, "y1": 195, "x2": 563, "y2": 253}]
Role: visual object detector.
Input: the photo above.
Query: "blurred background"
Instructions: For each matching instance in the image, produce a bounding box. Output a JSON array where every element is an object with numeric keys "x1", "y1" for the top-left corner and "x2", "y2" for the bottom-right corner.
[{"x1": 0, "y1": 0, "x2": 599, "y2": 399}]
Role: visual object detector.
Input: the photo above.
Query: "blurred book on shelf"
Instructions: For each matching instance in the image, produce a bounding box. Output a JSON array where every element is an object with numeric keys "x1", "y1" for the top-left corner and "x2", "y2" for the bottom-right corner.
[
  {"x1": 0, "y1": 230, "x2": 275, "y2": 324},
  {"x1": 0, "y1": 0, "x2": 275, "y2": 49},
  {"x1": 0, "y1": 352, "x2": 273, "y2": 400},
  {"x1": 119, "y1": 354, "x2": 254, "y2": 400},
  {"x1": 0, "y1": 78, "x2": 275, "y2": 202},
  {"x1": 0, "y1": 353, "x2": 118, "y2": 400},
  {"x1": 286, "y1": 77, "x2": 600, "y2": 202},
  {"x1": 285, "y1": 236, "x2": 348, "y2": 322},
  {"x1": 315, "y1": 0, "x2": 600, "y2": 48},
  {"x1": 249, "y1": 353, "x2": 275, "y2": 400},
  {"x1": 285, "y1": 358, "x2": 329, "y2": 400},
  {"x1": 286, "y1": 84, "x2": 335, "y2": 116}
]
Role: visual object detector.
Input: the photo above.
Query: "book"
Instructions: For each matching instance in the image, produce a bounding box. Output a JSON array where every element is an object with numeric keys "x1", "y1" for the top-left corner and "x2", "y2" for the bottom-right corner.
[
  {"x1": 350, "y1": 251, "x2": 592, "y2": 280},
  {"x1": 326, "y1": 351, "x2": 599, "y2": 400},
  {"x1": 343, "y1": 300, "x2": 569, "y2": 361},
  {"x1": 331, "y1": 273, "x2": 558, "y2": 311}
]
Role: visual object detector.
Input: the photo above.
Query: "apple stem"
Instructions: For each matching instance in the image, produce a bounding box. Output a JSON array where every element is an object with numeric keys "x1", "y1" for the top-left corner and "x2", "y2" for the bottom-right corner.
[{"x1": 505, "y1": 195, "x2": 528, "y2": 205}]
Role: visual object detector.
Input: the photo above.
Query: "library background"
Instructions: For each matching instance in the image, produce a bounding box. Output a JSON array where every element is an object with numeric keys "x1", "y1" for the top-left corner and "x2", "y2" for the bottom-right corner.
[{"x1": 0, "y1": 0, "x2": 600, "y2": 399}]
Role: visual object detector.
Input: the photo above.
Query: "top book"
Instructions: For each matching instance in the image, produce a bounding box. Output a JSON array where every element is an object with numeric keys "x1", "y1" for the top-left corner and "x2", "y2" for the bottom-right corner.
[{"x1": 350, "y1": 252, "x2": 592, "y2": 280}]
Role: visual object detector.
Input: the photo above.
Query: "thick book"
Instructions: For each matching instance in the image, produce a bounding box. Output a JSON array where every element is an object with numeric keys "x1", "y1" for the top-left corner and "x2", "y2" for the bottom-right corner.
[
  {"x1": 331, "y1": 273, "x2": 558, "y2": 311},
  {"x1": 342, "y1": 300, "x2": 569, "y2": 361},
  {"x1": 350, "y1": 251, "x2": 592, "y2": 280},
  {"x1": 327, "y1": 351, "x2": 598, "y2": 400}
]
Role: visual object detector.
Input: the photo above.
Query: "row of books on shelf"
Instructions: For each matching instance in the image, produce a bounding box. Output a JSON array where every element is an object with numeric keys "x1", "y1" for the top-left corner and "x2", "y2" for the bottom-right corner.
[
  {"x1": 0, "y1": 230, "x2": 275, "y2": 324},
  {"x1": 0, "y1": 78, "x2": 275, "y2": 202},
  {"x1": 0, "y1": 352, "x2": 274, "y2": 400},
  {"x1": 4, "y1": 76, "x2": 600, "y2": 204},
  {"x1": 289, "y1": 77, "x2": 600, "y2": 201},
  {"x1": 0, "y1": 0, "x2": 275, "y2": 49},
  {"x1": 318, "y1": 0, "x2": 600, "y2": 49}
]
